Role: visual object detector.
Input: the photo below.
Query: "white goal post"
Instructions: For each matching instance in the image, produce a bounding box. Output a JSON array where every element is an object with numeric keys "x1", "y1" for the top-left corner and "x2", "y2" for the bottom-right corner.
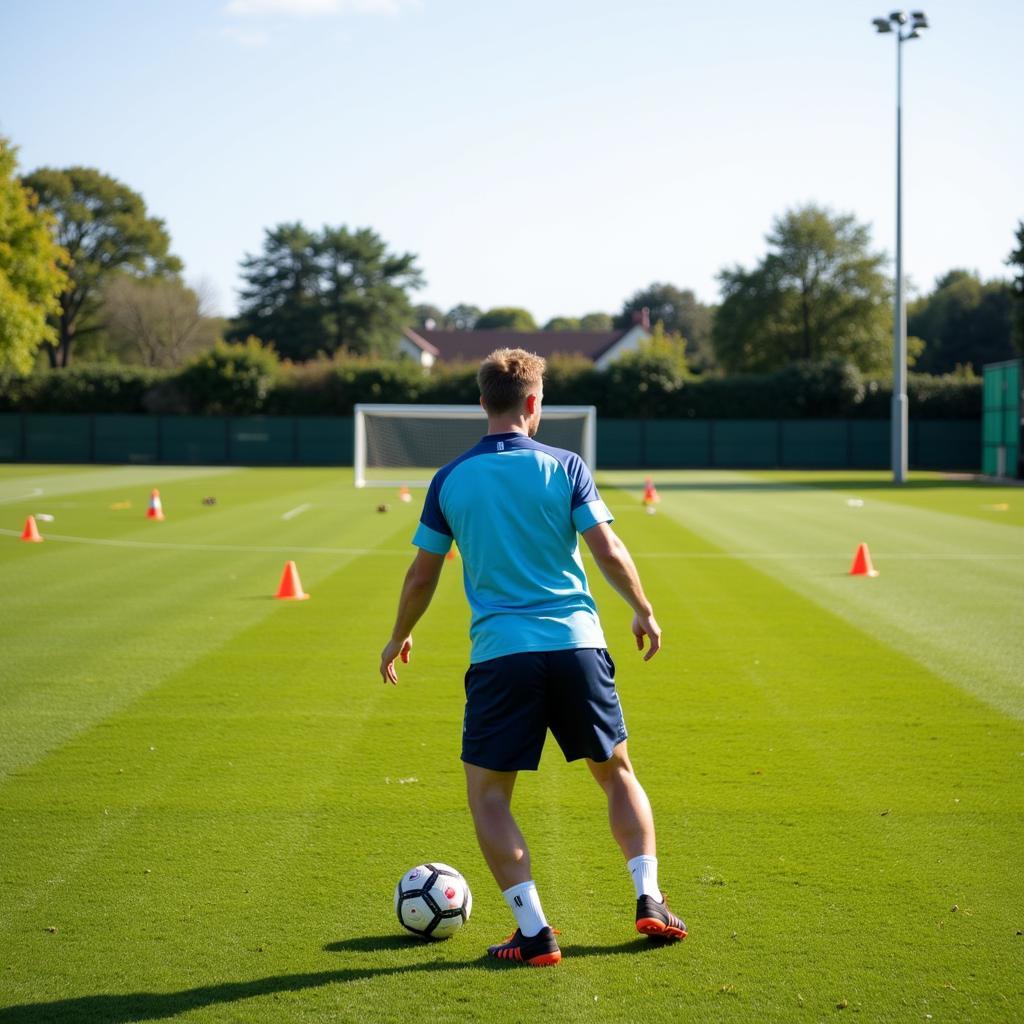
[{"x1": 354, "y1": 404, "x2": 597, "y2": 488}]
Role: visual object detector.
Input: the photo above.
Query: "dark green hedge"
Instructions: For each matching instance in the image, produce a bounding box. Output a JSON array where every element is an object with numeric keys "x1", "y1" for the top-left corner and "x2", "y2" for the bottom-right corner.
[
  {"x1": 0, "y1": 356, "x2": 981, "y2": 420},
  {"x1": 0, "y1": 365, "x2": 163, "y2": 414}
]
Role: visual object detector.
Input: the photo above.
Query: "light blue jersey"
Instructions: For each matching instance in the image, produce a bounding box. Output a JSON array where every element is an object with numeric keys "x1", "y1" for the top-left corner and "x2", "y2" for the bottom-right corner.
[{"x1": 412, "y1": 432, "x2": 614, "y2": 664}]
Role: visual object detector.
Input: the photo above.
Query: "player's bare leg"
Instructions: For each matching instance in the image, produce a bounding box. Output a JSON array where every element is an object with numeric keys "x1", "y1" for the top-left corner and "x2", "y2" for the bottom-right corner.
[
  {"x1": 464, "y1": 764, "x2": 531, "y2": 889},
  {"x1": 586, "y1": 740, "x2": 656, "y2": 859},
  {"x1": 587, "y1": 740, "x2": 687, "y2": 940},
  {"x1": 465, "y1": 763, "x2": 560, "y2": 962}
]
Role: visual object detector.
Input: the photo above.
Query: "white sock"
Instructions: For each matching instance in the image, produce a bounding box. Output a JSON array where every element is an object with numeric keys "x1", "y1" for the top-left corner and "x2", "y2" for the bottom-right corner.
[
  {"x1": 502, "y1": 880, "x2": 549, "y2": 937},
  {"x1": 628, "y1": 855, "x2": 661, "y2": 900}
]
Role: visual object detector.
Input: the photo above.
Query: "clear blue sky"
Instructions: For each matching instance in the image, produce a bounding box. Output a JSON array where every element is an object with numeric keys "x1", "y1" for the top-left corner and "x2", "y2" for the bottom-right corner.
[{"x1": 2, "y1": 0, "x2": 1021, "y2": 322}]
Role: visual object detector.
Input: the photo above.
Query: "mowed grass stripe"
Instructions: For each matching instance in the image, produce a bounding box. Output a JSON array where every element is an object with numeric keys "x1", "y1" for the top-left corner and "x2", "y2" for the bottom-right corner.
[
  {"x1": 750, "y1": 470, "x2": 1024, "y2": 529},
  {"x1": 2, "y1": 474, "x2": 1022, "y2": 1022},
  {"x1": 602, "y1": 471, "x2": 1024, "y2": 719},
  {"x1": 0, "y1": 546, "x2": 473, "y2": 1013},
  {"x1": 0, "y1": 467, "x2": 420, "y2": 779},
  {"x1": 576, "y1": 498, "x2": 1023, "y2": 1018}
]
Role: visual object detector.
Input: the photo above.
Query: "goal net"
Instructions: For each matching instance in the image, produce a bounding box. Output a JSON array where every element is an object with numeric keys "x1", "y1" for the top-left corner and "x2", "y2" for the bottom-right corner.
[{"x1": 354, "y1": 404, "x2": 597, "y2": 488}]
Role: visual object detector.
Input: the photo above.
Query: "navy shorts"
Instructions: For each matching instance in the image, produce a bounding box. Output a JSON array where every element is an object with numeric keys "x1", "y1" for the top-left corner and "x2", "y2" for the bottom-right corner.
[{"x1": 461, "y1": 648, "x2": 628, "y2": 772}]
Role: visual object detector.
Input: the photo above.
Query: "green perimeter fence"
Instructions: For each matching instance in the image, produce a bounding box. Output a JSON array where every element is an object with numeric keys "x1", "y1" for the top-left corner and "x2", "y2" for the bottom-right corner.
[
  {"x1": 0, "y1": 415, "x2": 979, "y2": 471},
  {"x1": 981, "y1": 360, "x2": 1021, "y2": 478}
]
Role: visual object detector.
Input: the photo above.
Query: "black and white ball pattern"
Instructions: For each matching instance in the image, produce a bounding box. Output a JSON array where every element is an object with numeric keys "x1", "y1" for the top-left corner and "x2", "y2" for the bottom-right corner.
[{"x1": 394, "y1": 862, "x2": 472, "y2": 939}]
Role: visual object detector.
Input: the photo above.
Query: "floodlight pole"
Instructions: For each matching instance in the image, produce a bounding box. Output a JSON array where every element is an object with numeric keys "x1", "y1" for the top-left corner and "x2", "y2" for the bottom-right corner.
[
  {"x1": 893, "y1": 26, "x2": 907, "y2": 484},
  {"x1": 875, "y1": 10, "x2": 928, "y2": 483}
]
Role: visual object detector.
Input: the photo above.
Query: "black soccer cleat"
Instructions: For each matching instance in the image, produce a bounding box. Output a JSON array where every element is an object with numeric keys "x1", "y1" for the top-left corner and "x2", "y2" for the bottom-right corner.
[
  {"x1": 636, "y1": 894, "x2": 688, "y2": 940},
  {"x1": 487, "y1": 926, "x2": 562, "y2": 966}
]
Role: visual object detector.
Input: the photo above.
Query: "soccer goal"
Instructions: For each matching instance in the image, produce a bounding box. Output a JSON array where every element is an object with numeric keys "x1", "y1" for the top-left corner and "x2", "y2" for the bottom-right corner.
[{"x1": 354, "y1": 404, "x2": 597, "y2": 488}]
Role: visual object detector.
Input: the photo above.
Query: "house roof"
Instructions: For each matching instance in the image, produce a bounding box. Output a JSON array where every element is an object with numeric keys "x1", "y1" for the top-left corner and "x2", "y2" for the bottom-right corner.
[{"x1": 401, "y1": 328, "x2": 633, "y2": 363}]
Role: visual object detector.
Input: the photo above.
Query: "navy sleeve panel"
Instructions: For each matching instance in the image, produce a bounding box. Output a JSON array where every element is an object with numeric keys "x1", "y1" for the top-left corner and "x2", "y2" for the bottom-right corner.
[
  {"x1": 563, "y1": 452, "x2": 600, "y2": 511},
  {"x1": 419, "y1": 473, "x2": 452, "y2": 537}
]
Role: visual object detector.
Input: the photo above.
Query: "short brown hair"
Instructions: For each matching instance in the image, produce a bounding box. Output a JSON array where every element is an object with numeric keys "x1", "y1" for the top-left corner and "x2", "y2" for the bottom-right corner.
[{"x1": 477, "y1": 348, "x2": 546, "y2": 413}]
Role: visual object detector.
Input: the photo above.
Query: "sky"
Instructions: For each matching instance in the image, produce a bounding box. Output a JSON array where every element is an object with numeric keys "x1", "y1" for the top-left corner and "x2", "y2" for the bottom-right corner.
[{"x1": 1, "y1": 0, "x2": 1021, "y2": 323}]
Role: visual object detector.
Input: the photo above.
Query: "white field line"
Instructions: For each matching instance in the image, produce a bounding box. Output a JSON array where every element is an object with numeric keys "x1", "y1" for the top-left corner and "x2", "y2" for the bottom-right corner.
[
  {"x1": 0, "y1": 528, "x2": 1020, "y2": 561},
  {"x1": 0, "y1": 488, "x2": 44, "y2": 505},
  {"x1": 281, "y1": 503, "x2": 313, "y2": 521},
  {"x1": 0, "y1": 528, "x2": 406, "y2": 557}
]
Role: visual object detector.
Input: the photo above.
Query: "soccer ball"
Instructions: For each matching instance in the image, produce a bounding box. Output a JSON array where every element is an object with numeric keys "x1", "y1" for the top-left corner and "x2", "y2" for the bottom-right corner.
[{"x1": 394, "y1": 863, "x2": 472, "y2": 939}]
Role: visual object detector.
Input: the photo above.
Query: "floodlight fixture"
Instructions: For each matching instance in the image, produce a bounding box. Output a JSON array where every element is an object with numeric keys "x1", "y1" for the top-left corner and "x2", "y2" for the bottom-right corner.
[{"x1": 872, "y1": 9, "x2": 930, "y2": 483}]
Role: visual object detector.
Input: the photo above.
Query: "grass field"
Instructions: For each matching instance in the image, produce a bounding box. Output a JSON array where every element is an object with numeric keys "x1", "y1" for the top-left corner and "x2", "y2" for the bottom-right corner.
[{"x1": 1, "y1": 465, "x2": 1022, "y2": 1024}]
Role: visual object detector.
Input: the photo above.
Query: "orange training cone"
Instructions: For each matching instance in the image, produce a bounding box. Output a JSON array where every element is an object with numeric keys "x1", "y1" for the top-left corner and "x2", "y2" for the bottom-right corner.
[
  {"x1": 146, "y1": 489, "x2": 165, "y2": 521},
  {"x1": 275, "y1": 560, "x2": 310, "y2": 600},
  {"x1": 20, "y1": 516, "x2": 43, "y2": 543},
  {"x1": 398, "y1": 485, "x2": 412, "y2": 504},
  {"x1": 642, "y1": 477, "x2": 660, "y2": 506},
  {"x1": 849, "y1": 542, "x2": 879, "y2": 578},
  {"x1": 445, "y1": 544, "x2": 458, "y2": 562}
]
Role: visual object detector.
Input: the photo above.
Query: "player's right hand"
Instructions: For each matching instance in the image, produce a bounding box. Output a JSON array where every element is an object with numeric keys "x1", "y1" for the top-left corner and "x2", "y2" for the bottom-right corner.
[
  {"x1": 632, "y1": 612, "x2": 661, "y2": 661},
  {"x1": 380, "y1": 636, "x2": 413, "y2": 684}
]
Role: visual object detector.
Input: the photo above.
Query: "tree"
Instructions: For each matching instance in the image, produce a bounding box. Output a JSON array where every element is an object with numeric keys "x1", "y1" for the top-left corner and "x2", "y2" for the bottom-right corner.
[
  {"x1": 579, "y1": 312, "x2": 612, "y2": 330},
  {"x1": 318, "y1": 225, "x2": 423, "y2": 358},
  {"x1": 543, "y1": 316, "x2": 580, "y2": 331},
  {"x1": 98, "y1": 276, "x2": 221, "y2": 368},
  {"x1": 445, "y1": 304, "x2": 481, "y2": 330},
  {"x1": 233, "y1": 222, "x2": 321, "y2": 359},
  {"x1": 616, "y1": 283, "x2": 715, "y2": 370},
  {"x1": 713, "y1": 206, "x2": 891, "y2": 374},
  {"x1": 233, "y1": 222, "x2": 423, "y2": 359},
  {"x1": 22, "y1": 166, "x2": 181, "y2": 367},
  {"x1": 0, "y1": 137, "x2": 68, "y2": 373},
  {"x1": 413, "y1": 304, "x2": 445, "y2": 329},
  {"x1": 1008, "y1": 220, "x2": 1024, "y2": 354},
  {"x1": 475, "y1": 307, "x2": 537, "y2": 331},
  {"x1": 908, "y1": 269, "x2": 1014, "y2": 373},
  {"x1": 602, "y1": 322, "x2": 692, "y2": 417}
]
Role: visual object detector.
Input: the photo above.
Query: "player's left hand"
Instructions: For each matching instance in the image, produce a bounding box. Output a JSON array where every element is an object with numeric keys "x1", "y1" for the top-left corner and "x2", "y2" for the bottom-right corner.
[
  {"x1": 380, "y1": 636, "x2": 412, "y2": 684},
  {"x1": 632, "y1": 612, "x2": 662, "y2": 661}
]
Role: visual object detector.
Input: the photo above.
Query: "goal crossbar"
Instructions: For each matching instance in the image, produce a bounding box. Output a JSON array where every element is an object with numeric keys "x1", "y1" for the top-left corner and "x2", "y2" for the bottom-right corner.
[{"x1": 354, "y1": 403, "x2": 597, "y2": 488}]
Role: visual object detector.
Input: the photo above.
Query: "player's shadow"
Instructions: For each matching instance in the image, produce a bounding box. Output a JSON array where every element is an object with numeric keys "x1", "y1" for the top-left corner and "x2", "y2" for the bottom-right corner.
[
  {"x1": 0, "y1": 937, "x2": 671, "y2": 1024},
  {"x1": 324, "y1": 934, "x2": 665, "y2": 959},
  {"x1": 323, "y1": 933, "x2": 422, "y2": 953}
]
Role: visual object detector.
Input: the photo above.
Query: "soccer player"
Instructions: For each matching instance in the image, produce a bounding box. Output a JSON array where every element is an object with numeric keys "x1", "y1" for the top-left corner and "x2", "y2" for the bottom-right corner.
[{"x1": 379, "y1": 348, "x2": 686, "y2": 966}]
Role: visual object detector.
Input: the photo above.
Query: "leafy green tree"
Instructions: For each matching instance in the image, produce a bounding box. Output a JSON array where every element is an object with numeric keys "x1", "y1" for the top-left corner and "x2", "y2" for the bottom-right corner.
[
  {"x1": 543, "y1": 316, "x2": 580, "y2": 331},
  {"x1": 233, "y1": 223, "x2": 422, "y2": 359},
  {"x1": 22, "y1": 166, "x2": 181, "y2": 367},
  {"x1": 233, "y1": 222, "x2": 320, "y2": 359},
  {"x1": 579, "y1": 312, "x2": 613, "y2": 331},
  {"x1": 1007, "y1": 220, "x2": 1024, "y2": 354},
  {"x1": 615, "y1": 283, "x2": 715, "y2": 368},
  {"x1": 475, "y1": 307, "x2": 537, "y2": 331},
  {"x1": 0, "y1": 137, "x2": 68, "y2": 372},
  {"x1": 318, "y1": 226, "x2": 422, "y2": 358},
  {"x1": 908, "y1": 269, "x2": 1014, "y2": 372},
  {"x1": 602, "y1": 323, "x2": 692, "y2": 417},
  {"x1": 445, "y1": 304, "x2": 481, "y2": 330},
  {"x1": 713, "y1": 206, "x2": 891, "y2": 374}
]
